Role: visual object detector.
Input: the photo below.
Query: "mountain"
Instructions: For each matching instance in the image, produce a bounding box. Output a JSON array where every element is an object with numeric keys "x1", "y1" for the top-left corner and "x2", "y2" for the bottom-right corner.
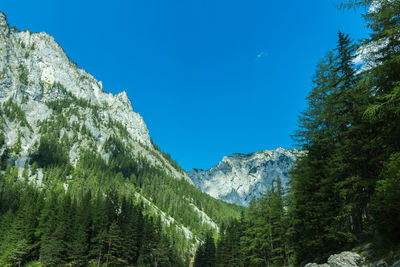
[
  {"x1": 0, "y1": 11, "x2": 242, "y2": 266},
  {"x1": 0, "y1": 11, "x2": 189, "y2": 183},
  {"x1": 189, "y1": 148, "x2": 302, "y2": 206}
]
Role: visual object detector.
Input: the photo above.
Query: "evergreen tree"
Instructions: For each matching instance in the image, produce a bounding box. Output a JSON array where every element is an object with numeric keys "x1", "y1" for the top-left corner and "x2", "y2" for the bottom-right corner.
[
  {"x1": 194, "y1": 241, "x2": 206, "y2": 267},
  {"x1": 370, "y1": 153, "x2": 400, "y2": 241},
  {"x1": 342, "y1": 0, "x2": 400, "y2": 244},
  {"x1": 90, "y1": 192, "x2": 109, "y2": 266},
  {"x1": 132, "y1": 203, "x2": 145, "y2": 263},
  {"x1": 37, "y1": 192, "x2": 65, "y2": 265},
  {"x1": 289, "y1": 29, "x2": 373, "y2": 262},
  {"x1": 291, "y1": 51, "x2": 340, "y2": 262},
  {"x1": 204, "y1": 232, "x2": 216, "y2": 267},
  {"x1": 216, "y1": 219, "x2": 243, "y2": 267},
  {"x1": 9, "y1": 239, "x2": 30, "y2": 267},
  {"x1": 194, "y1": 231, "x2": 216, "y2": 267},
  {"x1": 105, "y1": 221, "x2": 123, "y2": 266},
  {"x1": 138, "y1": 216, "x2": 156, "y2": 266}
]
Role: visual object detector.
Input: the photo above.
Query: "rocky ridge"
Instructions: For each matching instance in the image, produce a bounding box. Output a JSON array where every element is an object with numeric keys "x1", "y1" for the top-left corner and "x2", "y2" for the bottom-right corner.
[
  {"x1": 189, "y1": 148, "x2": 302, "y2": 206},
  {"x1": 0, "y1": 10, "x2": 226, "y2": 247},
  {"x1": 0, "y1": 11, "x2": 190, "y2": 182}
]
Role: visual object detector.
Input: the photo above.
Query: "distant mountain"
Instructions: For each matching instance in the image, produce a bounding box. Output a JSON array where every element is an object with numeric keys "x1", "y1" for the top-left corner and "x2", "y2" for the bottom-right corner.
[{"x1": 189, "y1": 148, "x2": 303, "y2": 206}]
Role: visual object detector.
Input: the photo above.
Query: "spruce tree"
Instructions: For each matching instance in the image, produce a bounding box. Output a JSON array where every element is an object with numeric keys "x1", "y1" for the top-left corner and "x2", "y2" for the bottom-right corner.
[
  {"x1": 342, "y1": 0, "x2": 400, "y2": 243},
  {"x1": 105, "y1": 221, "x2": 123, "y2": 266},
  {"x1": 291, "y1": 51, "x2": 341, "y2": 263}
]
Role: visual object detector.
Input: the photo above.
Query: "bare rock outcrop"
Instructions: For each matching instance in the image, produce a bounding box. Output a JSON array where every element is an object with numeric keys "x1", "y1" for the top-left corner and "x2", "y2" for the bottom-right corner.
[{"x1": 305, "y1": 251, "x2": 364, "y2": 267}]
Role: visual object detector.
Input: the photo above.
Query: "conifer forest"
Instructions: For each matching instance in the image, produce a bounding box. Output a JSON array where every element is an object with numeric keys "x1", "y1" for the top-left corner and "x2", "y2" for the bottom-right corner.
[{"x1": 0, "y1": 0, "x2": 399, "y2": 266}]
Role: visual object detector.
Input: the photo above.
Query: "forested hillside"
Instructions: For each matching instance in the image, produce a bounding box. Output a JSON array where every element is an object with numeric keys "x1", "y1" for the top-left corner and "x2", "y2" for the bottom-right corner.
[
  {"x1": 1, "y1": 0, "x2": 399, "y2": 266},
  {"x1": 207, "y1": 1, "x2": 400, "y2": 266},
  {"x1": 0, "y1": 10, "x2": 243, "y2": 266}
]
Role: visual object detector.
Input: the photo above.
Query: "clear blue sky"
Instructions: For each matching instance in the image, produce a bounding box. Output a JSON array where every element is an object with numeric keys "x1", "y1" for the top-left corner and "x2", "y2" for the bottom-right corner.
[{"x1": 2, "y1": 0, "x2": 368, "y2": 171}]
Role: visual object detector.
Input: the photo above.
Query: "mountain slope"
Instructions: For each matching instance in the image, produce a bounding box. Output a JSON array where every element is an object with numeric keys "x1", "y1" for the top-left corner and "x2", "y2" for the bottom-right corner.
[
  {"x1": 0, "y1": 11, "x2": 242, "y2": 265},
  {"x1": 189, "y1": 148, "x2": 302, "y2": 206},
  {"x1": 0, "y1": 11, "x2": 190, "y2": 183}
]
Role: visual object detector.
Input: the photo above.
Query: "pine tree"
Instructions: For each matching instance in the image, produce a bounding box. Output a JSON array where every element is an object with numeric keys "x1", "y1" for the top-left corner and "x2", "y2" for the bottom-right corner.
[
  {"x1": 371, "y1": 153, "x2": 400, "y2": 241},
  {"x1": 216, "y1": 219, "x2": 243, "y2": 267},
  {"x1": 131, "y1": 203, "x2": 145, "y2": 263},
  {"x1": 69, "y1": 224, "x2": 88, "y2": 266},
  {"x1": 204, "y1": 232, "x2": 216, "y2": 267},
  {"x1": 138, "y1": 216, "x2": 156, "y2": 266},
  {"x1": 10, "y1": 239, "x2": 29, "y2": 267},
  {"x1": 68, "y1": 192, "x2": 90, "y2": 265},
  {"x1": 0, "y1": 185, "x2": 42, "y2": 265},
  {"x1": 37, "y1": 192, "x2": 65, "y2": 265},
  {"x1": 268, "y1": 177, "x2": 286, "y2": 266},
  {"x1": 194, "y1": 241, "x2": 206, "y2": 267},
  {"x1": 105, "y1": 221, "x2": 123, "y2": 266},
  {"x1": 90, "y1": 192, "x2": 109, "y2": 266},
  {"x1": 342, "y1": 0, "x2": 400, "y2": 243},
  {"x1": 216, "y1": 222, "x2": 226, "y2": 266},
  {"x1": 291, "y1": 51, "x2": 340, "y2": 263},
  {"x1": 194, "y1": 231, "x2": 216, "y2": 267}
]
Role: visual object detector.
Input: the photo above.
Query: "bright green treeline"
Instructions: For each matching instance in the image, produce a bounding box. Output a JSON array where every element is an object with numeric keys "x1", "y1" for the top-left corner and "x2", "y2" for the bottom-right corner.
[
  {"x1": 194, "y1": 231, "x2": 217, "y2": 267},
  {"x1": 33, "y1": 83, "x2": 243, "y2": 235},
  {"x1": 0, "y1": 167, "x2": 184, "y2": 266},
  {"x1": 0, "y1": 130, "x2": 241, "y2": 266},
  {"x1": 291, "y1": 0, "x2": 400, "y2": 262},
  {"x1": 210, "y1": 1, "x2": 400, "y2": 265},
  {"x1": 203, "y1": 177, "x2": 292, "y2": 267},
  {"x1": 0, "y1": 64, "x2": 243, "y2": 266}
]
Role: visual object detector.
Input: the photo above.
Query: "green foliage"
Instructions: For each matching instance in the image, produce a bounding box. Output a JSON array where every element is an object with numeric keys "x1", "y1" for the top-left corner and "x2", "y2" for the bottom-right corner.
[
  {"x1": 0, "y1": 170, "x2": 186, "y2": 266},
  {"x1": 46, "y1": 82, "x2": 92, "y2": 111},
  {"x1": 371, "y1": 153, "x2": 400, "y2": 241},
  {"x1": 1, "y1": 99, "x2": 31, "y2": 130},
  {"x1": 0, "y1": 124, "x2": 241, "y2": 266},
  {"x1": 0, "y1": 132, "x2": 5, "y2": 147},
  {"x1": 31, "y1": 136, "x2": 69, "y2": 168},
  {"x1": 105, "y1": 221, "x2": 123, "y2": 265},
  {"x1": 152, "y1": 139, "x2": 185, "y2": 173},
  {"x1": 18, "y1": 64, "x2": 29, "y2": 85},
  {"x1": 28, "y1": 43, "x2": 36, "y2": 50},
  {"x1": 4, "y1": 2, "x2": 400, "y2": 265},
  {"x1": 194, "y1": 231, "x2": 216, "y2": 267},
  {"x1": 108, "y1": 119, "x2": 130, "y2": 138},
  {"x1": 216, "y1": 217, "x2": 244, "y2": 267},
  {"x1": 287, "y1": 1, "x2": 400, "y2": 263},
  {"x1": 100, "y1": 136, "x2": 243, "y2": 236},
  {"x1": 214, "y1": 178, "x2": 295, "y2": 267},
  {"x1": 290, "y1": 34, "x2": 359, "y2": 262}
]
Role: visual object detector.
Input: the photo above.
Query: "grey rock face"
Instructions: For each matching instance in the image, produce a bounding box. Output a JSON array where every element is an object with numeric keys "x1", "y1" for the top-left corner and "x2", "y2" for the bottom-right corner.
[
  {"x1": 0, "y1": 11, "x2": 9, "y2": 36},
  {"x1": 305, "y1": 263, "x2": 330, "y2": 267},
  {"x1": 0, "y1": 11, "x2": 191, "y2": 183},
  {"x1": 189, "y1": 148, "x2": 302, "y2": 206},
  {"x1": 327, "y1": 251, "x2": 364, "y2": 267},
  {"x1": 305, "y1": 252, "x2": 364, "y2": 267}
]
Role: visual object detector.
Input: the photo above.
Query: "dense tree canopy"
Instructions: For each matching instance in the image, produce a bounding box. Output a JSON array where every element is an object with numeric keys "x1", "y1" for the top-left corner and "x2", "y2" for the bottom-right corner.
[
  {"x1": 211, "y1": 1, "x2": 400, "y2": 265},
  {"x1": 1, "y1": 1, "x2": 400, "y2": 266}
]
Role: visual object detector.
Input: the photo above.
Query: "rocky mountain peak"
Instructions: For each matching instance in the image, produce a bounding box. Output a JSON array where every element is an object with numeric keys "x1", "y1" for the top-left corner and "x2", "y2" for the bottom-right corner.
[
  {"x1": 116, "y1": 91, "x2": 133, "y2": 110},
  {"x1": 0, "y1": 11, "x2": 192, "y2": 183},
  {"x1": 189, "y1": 148, "x2": 302, "y2": 206}
]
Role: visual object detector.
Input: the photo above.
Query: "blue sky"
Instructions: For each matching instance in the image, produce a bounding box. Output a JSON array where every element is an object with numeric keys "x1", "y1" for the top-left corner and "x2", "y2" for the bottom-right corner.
[{"x1": 2, "y1": 0, "x2": 369, "y2": 170}]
